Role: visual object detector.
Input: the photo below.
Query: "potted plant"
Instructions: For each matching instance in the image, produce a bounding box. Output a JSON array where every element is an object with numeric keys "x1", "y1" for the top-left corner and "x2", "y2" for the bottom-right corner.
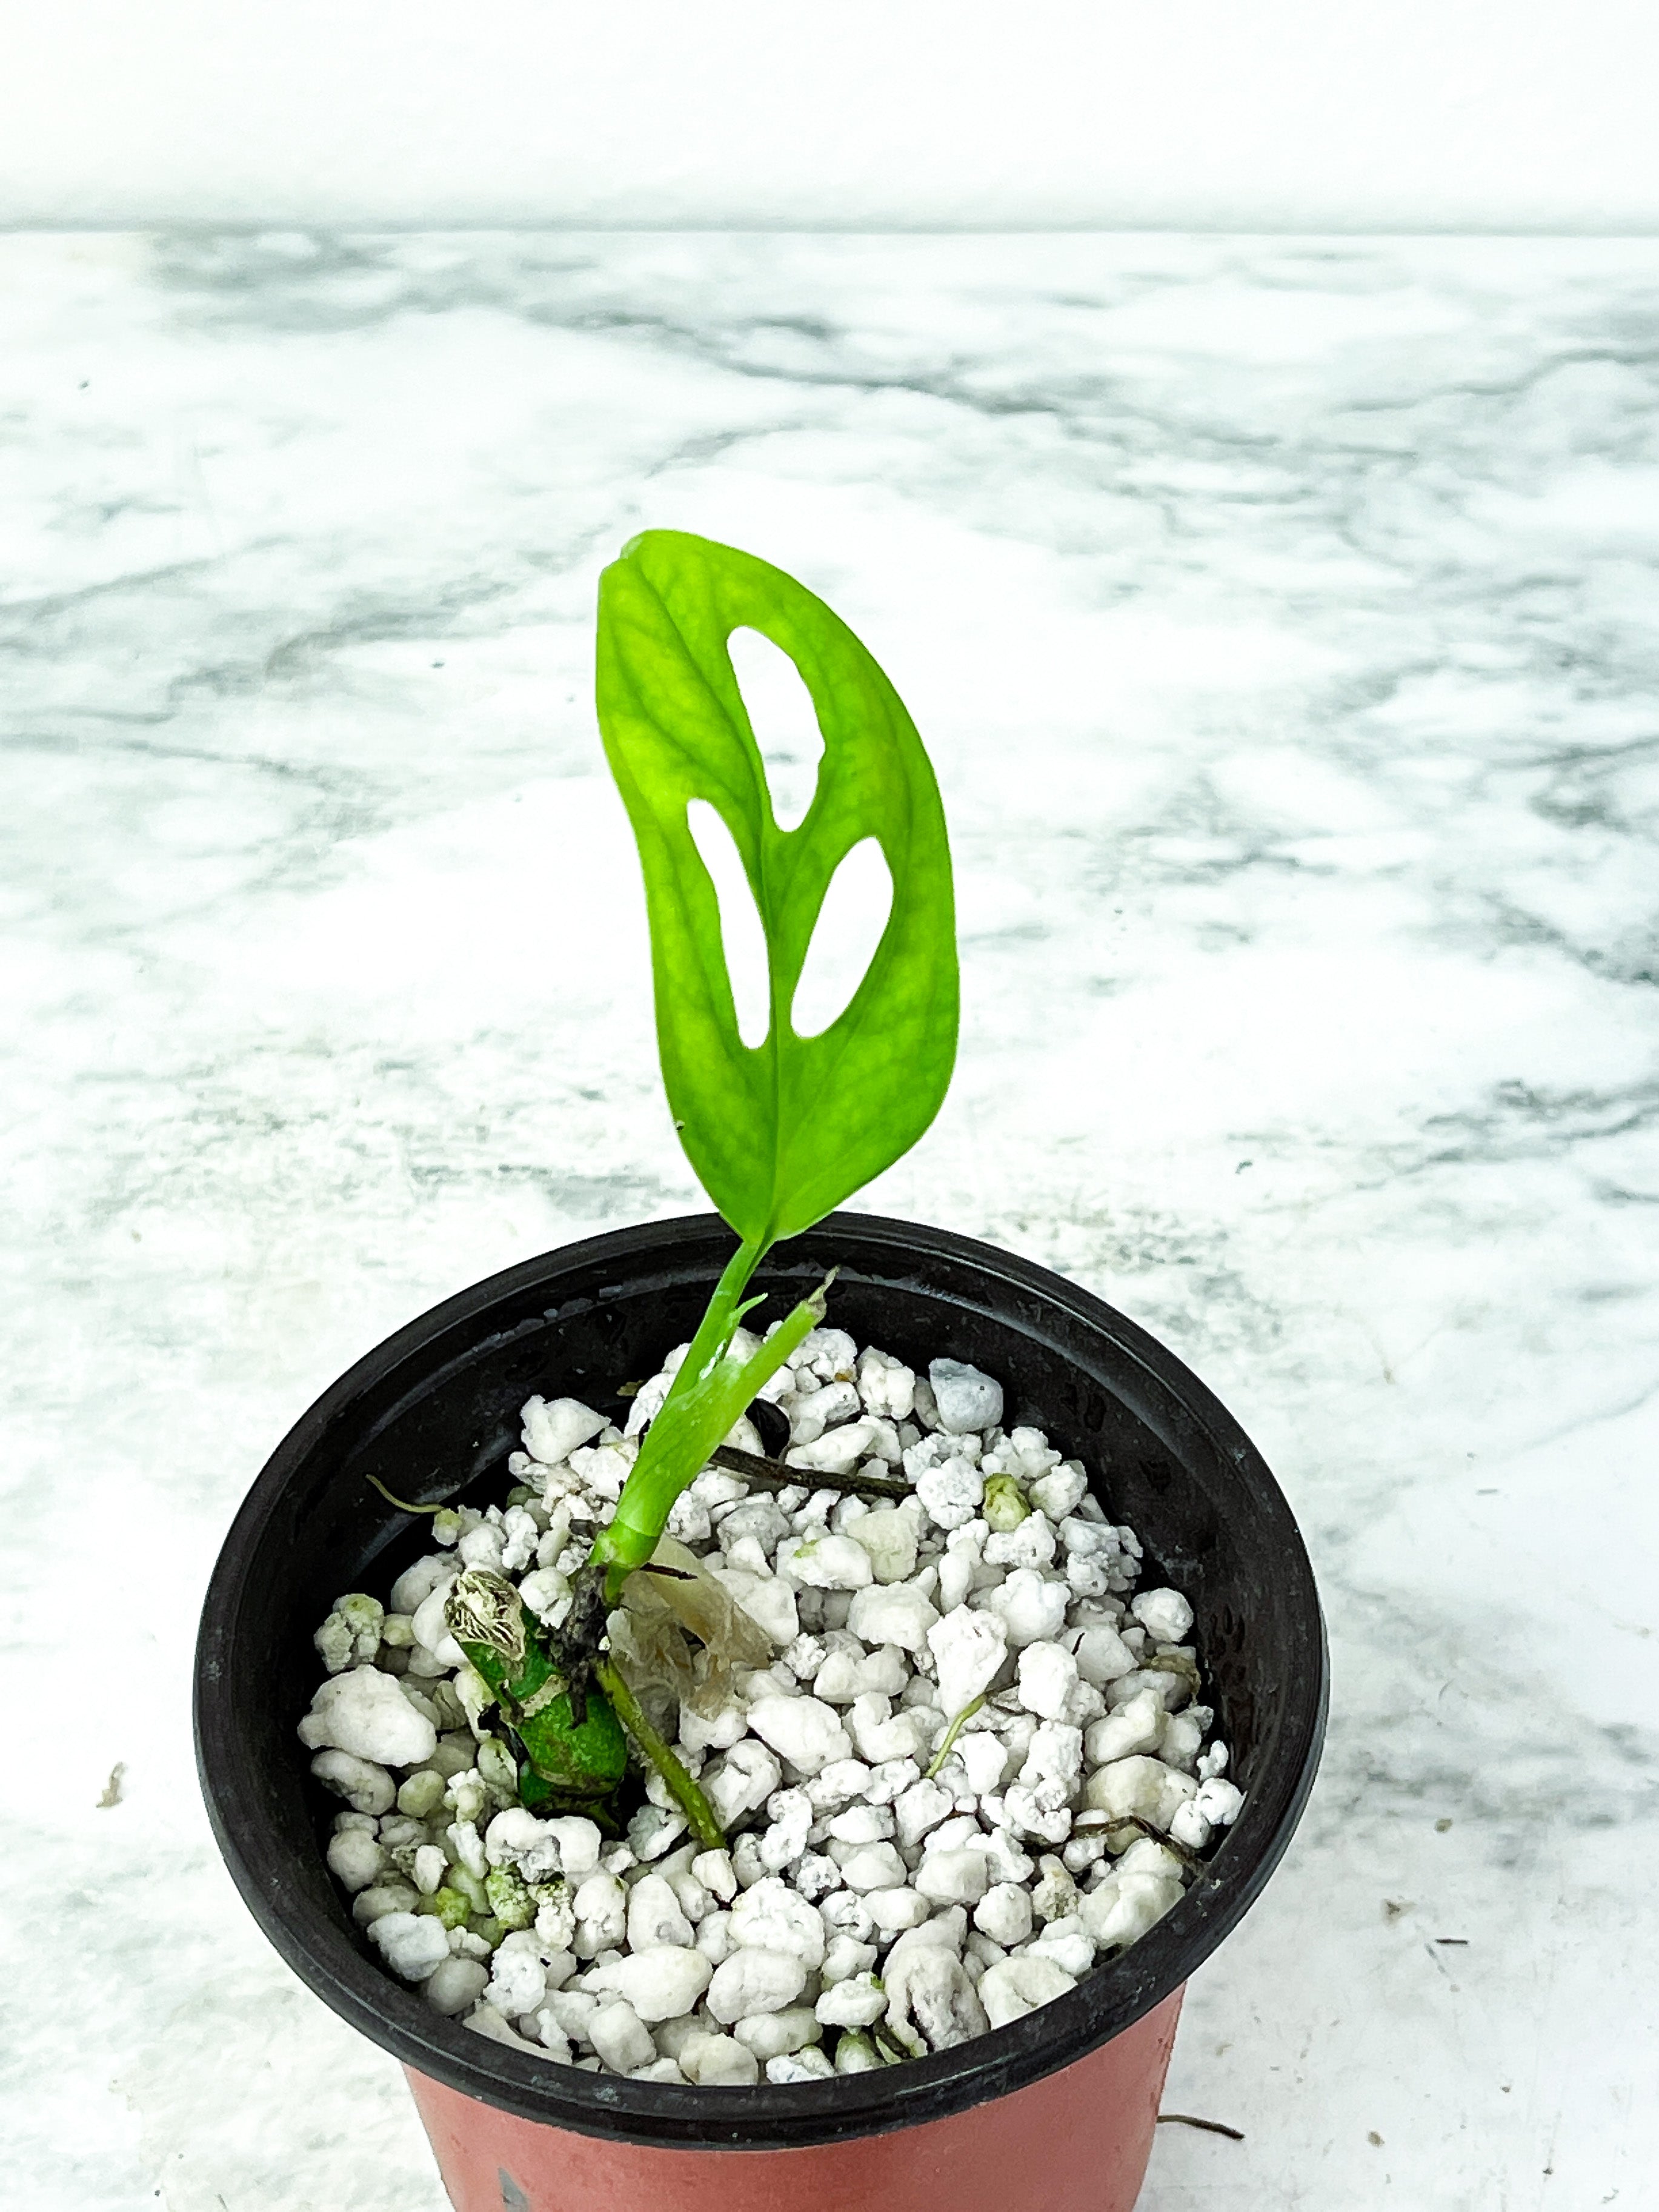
[{"x1": 196, "y1": 531, "x2": 1326, "y2": 2212}]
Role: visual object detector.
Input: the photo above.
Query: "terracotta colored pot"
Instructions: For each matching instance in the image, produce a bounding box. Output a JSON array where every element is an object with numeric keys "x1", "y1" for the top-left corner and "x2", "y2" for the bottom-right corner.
[
  {"x1": 196, "y1": 1212, "x2": 1326, "y2": 2211},
  {"x1": 407, "y1": 1987, "x2": 1184, "y2": 2212}
]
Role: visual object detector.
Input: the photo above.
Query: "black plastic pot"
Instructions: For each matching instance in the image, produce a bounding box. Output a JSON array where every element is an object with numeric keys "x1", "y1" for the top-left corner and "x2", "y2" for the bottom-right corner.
[{"x1": 195, "y1": 1211, "x2": 1326, "y2": 2210}]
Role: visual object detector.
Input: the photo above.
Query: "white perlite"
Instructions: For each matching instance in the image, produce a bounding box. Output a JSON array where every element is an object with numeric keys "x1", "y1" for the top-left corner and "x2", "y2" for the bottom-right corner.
[{"x1": 305, "y1": 1330, "x2": 1241, "y2": 2084}]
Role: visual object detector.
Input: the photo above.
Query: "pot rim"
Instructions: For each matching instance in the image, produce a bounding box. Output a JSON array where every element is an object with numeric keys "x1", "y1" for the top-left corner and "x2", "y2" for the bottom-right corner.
[{"x1": 195, "y1": 1209, "x2": 1327, "y2": 2150}]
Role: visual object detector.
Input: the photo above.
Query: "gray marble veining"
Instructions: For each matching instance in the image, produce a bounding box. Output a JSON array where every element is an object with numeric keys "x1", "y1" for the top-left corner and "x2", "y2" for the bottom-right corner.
[{"x1": 3, "y1": 231, "x2": 1657, "y2": 2208}]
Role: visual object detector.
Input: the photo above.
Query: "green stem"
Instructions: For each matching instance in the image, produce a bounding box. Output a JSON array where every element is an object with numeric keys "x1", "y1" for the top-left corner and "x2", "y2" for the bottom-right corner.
[
  {"x1": 365, "y1": 1472, "x2": 445, "y2": 1514},
  {"x1": 590, "y1": 1251, "x2": 831, "y2": 1591},
  {"x1": 676, "y1": 1236, "x2": 770, "y2": 1394},
  {"x1": 590, "y1": 1236, "x2": 765, "y2": 1590},
  {"x1": 926, "y1": 1692, "x2": 986, "y2": 1780},
  {"x1": 593, "y1": 1654, "x2": 725, "y2": 1852}
]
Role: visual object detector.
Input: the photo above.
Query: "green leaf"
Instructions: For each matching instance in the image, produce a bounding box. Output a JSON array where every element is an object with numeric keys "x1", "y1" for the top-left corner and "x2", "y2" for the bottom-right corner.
[{"x1": 596, "y1": 530, "x2": 958, "y2": 1246}]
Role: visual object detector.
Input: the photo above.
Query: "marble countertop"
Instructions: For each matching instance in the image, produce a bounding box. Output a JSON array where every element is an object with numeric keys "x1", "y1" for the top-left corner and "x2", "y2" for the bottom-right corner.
[{"x1": 4, "y1": 232, "x2": 1657, "y2": 2210}]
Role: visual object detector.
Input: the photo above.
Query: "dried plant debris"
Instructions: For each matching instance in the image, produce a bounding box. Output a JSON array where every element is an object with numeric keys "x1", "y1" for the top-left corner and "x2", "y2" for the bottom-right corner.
[{"x1": 1158, "y1": 2113, "x2": 1245, "y2": 2141}]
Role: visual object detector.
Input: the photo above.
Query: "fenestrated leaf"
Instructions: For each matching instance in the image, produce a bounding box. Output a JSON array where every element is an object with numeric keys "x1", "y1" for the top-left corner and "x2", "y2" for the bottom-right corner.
[{"x1": 596, "y1": 530, "x2": 958, "y2": 1246}]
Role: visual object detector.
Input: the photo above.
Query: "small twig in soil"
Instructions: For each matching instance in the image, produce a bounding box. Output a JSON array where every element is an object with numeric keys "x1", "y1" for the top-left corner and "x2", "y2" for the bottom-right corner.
[
  {"x1": 1434, "y1": 1936, "x2": 1469, "y2": 1945},
  {"x1": 369, "y1": 1447, "x2": 909, "y2": 1520},
  {"x1": 1123, "y1": 1810, "x2": 1207, "y2": 1874},
  {"x1": 97, "y1": 1762, "x2": 125, "y2": 1808},
  {"x1": 709, "y1": 1441, "x2": 912, "y2": 1502},
  {"x1": 1157, "y1": 2113, "x2": 1245, "y2": 2141}
]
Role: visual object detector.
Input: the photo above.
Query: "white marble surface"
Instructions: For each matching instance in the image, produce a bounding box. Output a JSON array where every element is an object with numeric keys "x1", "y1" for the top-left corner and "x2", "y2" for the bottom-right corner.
[{"x1": 4, "y1": 231, "x2": 1658, "y2": 2210}]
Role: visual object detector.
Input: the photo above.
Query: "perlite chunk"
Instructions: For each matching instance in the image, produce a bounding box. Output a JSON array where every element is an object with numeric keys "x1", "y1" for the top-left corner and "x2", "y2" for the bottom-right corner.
[
  {"x1": 707, "y1": 1947, "x2": 809, "y2": 2023},
  {"x1": 1085, "y1": 1690, "x2": 1165, "y2": 1767},
  {"x1": 928, "y1": 1359, "x2": 1003, "y2": 1435},
  {"x1": 914, "y1": 1456, "x2": 985, "y2": 1530},
  {"x1": 367, "y1": 1911, "x2": 450, "y2": 1982},
  {"x1": 774, "y1": 1532, "x2": 875, "y2": 1590},
  {"x1": 1079, "y1": 1865, "x2": 1185, "y2": 1950},
  {"x1": 679, "y1": 2031, "x2": 760, "y2": 2085},
  {"x1": 786, "y1": 1419, "x2": 890, "y2": 1475},
  {"x1": 734, "y1": 2005, "x2": 823, "y2": 2059},
  {"x1": 310, "y1": 1749, "x2": 396, "y2": 1817},
  {"x1": 745, "y1": 1695, "x2": 854, "y2": 1776},
  {"x1": 982, "y1": 1569, "x2": 1068, "y2": 1649},
  {"x1": 883, "y1": 1942, "x2": 988, "y2": 2053},
  {"x1": 977, "y1": 1953, "x2": 1077, "y2": 2028},
  {"x1": 313, "y1": 1593, "x2": 385, "y2": 1673},
  {"x1": 588, "y1": 2000, "x2": 656, "y2": 2074},
  {"x1": 1081, "y1": 1753, "x2": 1198, "y2": 1832},
  {"x1": 1131, "y1": 1586, "x2": 1195, "y2": 1643},
  {"x1": 816, "y1": 1971, "x2": 887, "y2": 2027},
  {"x1": 325, "y1": 1827, "x2": 386, "y2": 1893},
  {"x1": 846, "y1": 1503, "x2": 921, "y2": 1584},
  {"x1": 484, "y1": 1866, "x2": 536, "y2": 1930},
  {"x1": 856, "y1": 1347, "x2": 916, "y2": 1421},
  {"x1": 603, "y1": 1945, "x2": 714, "y2": 2022},
  {"x1": 299, "y1": 1665, "x2": 437, "y2": 1768},
  {"x1": 1069, "y1": 1621, "x2": 1138, "y2": 1686},
  {"x1": 425, "y1": 1956, "x2": 490, "y2": 2016},
  {"x1": 702, "y1": 1741, "x2": 784, "y2": 1826},
  {"x1": 972, "y1": 1881, "x2": 1034, "y2": 1947},
  {"x1": 767, "y1": 2047, "x2": 836, "y2": 2082},
  {"x1": 1017, "y1": 1641, "x2": 1080, "y2": 1721},
  {"x1": 847, "y1": 1581, "x2": 942, "y2": 1652},
  {"x1": 914, "y1": 1850, "x2": 989, "y2": 1907},
  {"x1": 730, "y1": 1875, "x2": 828, "y2": 1968},
  {"x1": 520, "y1": 1395, "x2": 608, "y2": 1466},
  {"x1": 927, "y1": 1606, "x2": 1008, "y2": 1717}
]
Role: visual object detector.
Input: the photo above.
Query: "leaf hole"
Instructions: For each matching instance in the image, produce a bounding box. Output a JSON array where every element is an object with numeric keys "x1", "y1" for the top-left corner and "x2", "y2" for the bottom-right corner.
[
  {"x1": 728, "y1": 626, "x2": 823, "y2": 832},
  {"x1": 791, "y1": 837, "x2": 893, "y2": 1040},
  {"x1": 686, "y1": 799, "x2": 771, "y2": 1049}
]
